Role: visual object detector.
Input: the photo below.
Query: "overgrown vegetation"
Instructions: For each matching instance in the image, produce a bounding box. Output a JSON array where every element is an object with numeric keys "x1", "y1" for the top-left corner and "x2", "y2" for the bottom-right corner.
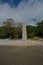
[
  {"x1": 0, "y1": 18, "x2": 43, "y2": 39},
  {"x1": 27, "y1": 20, "x2": 43, "y2": 38},
  {"x1": 0, "y1": 18, "x2": 22, "y2": 39}
]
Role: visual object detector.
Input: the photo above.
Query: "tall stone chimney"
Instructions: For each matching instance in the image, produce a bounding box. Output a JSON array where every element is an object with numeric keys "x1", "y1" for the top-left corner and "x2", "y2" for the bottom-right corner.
[{"x1": 22, "y1": 23, "x2": 27, "y2": 41}]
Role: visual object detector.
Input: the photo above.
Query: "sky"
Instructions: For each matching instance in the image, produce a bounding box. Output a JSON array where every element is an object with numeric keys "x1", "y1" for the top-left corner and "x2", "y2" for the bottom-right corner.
[{"x1": 0, "y1": 0, "x2": 43, "y2": 25}]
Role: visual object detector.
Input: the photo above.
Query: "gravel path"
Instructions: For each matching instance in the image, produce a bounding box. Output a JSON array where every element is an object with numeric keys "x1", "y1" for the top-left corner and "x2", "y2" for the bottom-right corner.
[
  {"x1": 0, "y1": 46, "x2": 43, "y2": 65},
  {"x1": 0, "y1": 39, "x2": 43, "y2": 46}
]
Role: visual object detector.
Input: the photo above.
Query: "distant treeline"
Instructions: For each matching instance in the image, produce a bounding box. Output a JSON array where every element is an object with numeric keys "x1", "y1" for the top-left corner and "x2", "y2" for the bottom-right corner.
[
  {"x1": 0, "y1": 27, "x2": 22, "y2": 39},
  {"x1": 27, "y1": 20, "x2": 43, "y2": 38},
  {"x1": 0, "y1": 18, "x2": 43, "y2": 39}
]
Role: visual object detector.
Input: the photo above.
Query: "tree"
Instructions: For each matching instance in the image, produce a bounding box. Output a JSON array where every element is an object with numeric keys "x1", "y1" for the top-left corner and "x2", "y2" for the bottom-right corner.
[
  {"x1": 1, "y1": 18, "x2": 22, "y2": 39},
  {"x1": 2, "y1": 18, "x2": 15, "y2": 39},
  {"x1": 37, "y1": 20, "x2": 43, "y2": 28},
  {"x1": 26, "y1": 25, "x2": 36, "y2": 38},
  {"x1": 36, "y1": 20, "x2": 43, "y2": 38},
  {"x1": 3, "y1": 18, "x2": 15, "y2": 27}
]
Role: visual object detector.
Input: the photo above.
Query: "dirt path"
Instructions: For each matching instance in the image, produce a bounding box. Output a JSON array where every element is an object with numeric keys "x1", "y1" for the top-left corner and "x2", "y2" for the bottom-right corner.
[{"x1": 0, "y1": 46, "x2": 43, "y2": 65}]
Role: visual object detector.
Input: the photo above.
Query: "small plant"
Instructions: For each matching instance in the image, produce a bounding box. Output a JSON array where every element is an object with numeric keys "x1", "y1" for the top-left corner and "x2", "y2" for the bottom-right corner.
[
  {"x1": 25, "y1": 45, "x2": 38, "y2": 48},
  {"x1": 30, "y1": 37, "x2": 40, "y2": 40}
]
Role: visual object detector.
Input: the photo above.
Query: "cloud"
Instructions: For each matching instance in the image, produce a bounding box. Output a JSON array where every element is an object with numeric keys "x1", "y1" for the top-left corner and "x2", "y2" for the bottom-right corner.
[{"x1": 0, "y1": 0, "x2": 43, "y2": 26}]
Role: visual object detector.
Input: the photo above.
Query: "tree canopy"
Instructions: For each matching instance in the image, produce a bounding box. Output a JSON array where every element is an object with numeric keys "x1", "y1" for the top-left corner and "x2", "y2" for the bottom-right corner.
[
  {"x1": 37, "y1": 20, "x2": 43, "y2": 28},
  {"x1": 3, "y1": 18, "x2": 15, "y2": 27},
  {"x1": 0, "y1": 19, "x2": 43, "y2": 39}
]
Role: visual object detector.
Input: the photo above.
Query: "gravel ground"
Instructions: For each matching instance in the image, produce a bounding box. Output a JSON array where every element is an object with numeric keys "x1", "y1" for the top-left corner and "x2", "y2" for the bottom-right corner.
[
  {"x1": 0, "y1": 46, "x2": 43, "y2": 65},
  {"x1": 0, "y1": 39, "x2": 43, "y2": 65}
]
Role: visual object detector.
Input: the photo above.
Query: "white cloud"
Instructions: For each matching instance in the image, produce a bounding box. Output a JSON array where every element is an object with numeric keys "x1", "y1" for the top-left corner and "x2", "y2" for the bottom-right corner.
[{"x1": 0, "y1": 0, "x2": 43, "y2": 26}]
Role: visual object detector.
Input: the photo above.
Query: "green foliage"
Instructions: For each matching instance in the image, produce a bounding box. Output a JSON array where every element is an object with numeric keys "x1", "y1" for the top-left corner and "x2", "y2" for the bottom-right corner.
[
  {"x1": 37, "y1": 20, "x2": 43, "y2": 28},
  {"x1": 26, "y1": 25, "x2": 36, "y2": 38},
  {"x1": 0, "y1": 18, "x2": 43, "y2": 39},
  {"x1": 25, "y1": 45, "x2": 38, "y2": 48},
  {"x1": 0, "y1": 18, "x2": 22, "y2": 39},
  {"x1": 27, "y1": 20, "x2": 43, "y2": 38},
  {"x1": 30, "y1": 37, "x2": 40, "y2": 40},
  {"x1": 0, "y1": 27, "x2": 22, "y2": 39},
  {"x1": 36, "y1": 20, "x2": 43, "y2": 38}
]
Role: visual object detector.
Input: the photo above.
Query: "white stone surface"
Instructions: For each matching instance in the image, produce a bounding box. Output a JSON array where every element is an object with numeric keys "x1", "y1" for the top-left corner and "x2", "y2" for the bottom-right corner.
[
  {"x1": 22, "y1": 24, "x2": 27, "y2": 41},
  {"x1": 0, "y1": 39, "x2": 43, "y2": 46}
]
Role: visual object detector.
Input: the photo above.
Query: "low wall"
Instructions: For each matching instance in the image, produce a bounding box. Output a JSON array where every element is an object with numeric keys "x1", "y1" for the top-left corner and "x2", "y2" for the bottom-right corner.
[{"x1": 0, "y1": 39, "x2": 43, "y2": 46}]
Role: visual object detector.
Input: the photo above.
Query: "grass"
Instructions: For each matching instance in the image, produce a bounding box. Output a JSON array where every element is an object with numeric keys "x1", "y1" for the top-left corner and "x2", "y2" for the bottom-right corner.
[
  {"x1": 29, "y1": 37, "x2": 43, "y2": 41},
  {"x1": 25, "y1": 45, "x2": 38, "y2": 48}
]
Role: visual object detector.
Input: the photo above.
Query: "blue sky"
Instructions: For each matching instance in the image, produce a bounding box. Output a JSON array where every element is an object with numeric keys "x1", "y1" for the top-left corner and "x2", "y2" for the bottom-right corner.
[
  {"x1": 0, "y1": 0, "x2": 22, "y2": 7},
  {"x1": 0, "y1": 0, "x2": 43, "y2": 25}
]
